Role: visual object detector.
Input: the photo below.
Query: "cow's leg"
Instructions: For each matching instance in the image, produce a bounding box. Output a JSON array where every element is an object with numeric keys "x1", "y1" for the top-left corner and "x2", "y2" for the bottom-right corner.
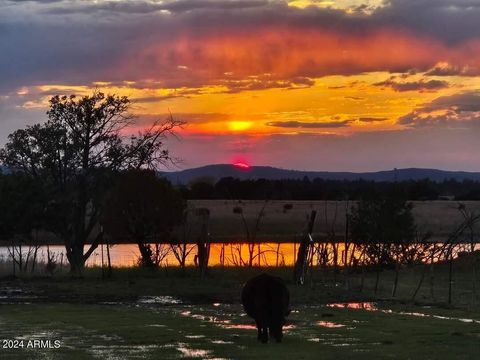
[
  {"x1": 268, "y1": 325, "x2": 282, "y2": 343},
  {"x1": 255, "y1": 320, "x2": 262, "y2": 341},
  {"x1": 260, "y1": 326, "x2": 268, "y2": 343},
  {"x1": 255, "y1": 318, "x2": 268, "y2": 343}
]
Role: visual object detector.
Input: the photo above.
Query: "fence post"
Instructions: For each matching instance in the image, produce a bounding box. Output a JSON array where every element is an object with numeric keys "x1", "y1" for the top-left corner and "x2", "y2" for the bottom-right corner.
[{"x1": 294, "y1": 210, "x2": 317, "y2": 285}]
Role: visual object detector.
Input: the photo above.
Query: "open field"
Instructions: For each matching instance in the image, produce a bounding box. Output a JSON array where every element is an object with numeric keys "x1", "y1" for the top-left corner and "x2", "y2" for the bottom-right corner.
[
  {"x1": 2, "y1": 259, "x2": 480, "y2": 359},
  {"x1": 1, "y1": 301, "x2": 480, "y2": 360},
  {"x1": 2, "y1": 252, "x2": 480, "y2": 305},
  {"x1": 181, "y1": 200, "x2": 480, "y2": 242},
  {"x1": 2, "y1": 200, "x2": 478, "y2": 246}
]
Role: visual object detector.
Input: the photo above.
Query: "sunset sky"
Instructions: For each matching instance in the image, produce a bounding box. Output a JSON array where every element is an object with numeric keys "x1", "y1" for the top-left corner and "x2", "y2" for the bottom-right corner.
[{"x1": 1, "y1": 0, "x2": 480, "y2": 171}]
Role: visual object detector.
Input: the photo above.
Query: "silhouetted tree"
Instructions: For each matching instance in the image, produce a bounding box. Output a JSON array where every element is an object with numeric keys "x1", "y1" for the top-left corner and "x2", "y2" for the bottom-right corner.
[
  {"x1": 350, "y1": 196, "x2": 416, "y2": 265},
  {"x1": 102, "y1": 169, "x2": 185, "y2": 268},
  {"x1": 350, "y1": 194, "x2": 416, "y2": 295},
  {"x1": 0, "y1": 92, "x2": 183, "y2": 274}
]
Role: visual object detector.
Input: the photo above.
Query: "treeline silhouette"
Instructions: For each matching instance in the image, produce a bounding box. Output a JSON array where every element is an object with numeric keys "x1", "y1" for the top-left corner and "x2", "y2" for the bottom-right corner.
[{"x1": 180, "y1": 176, "x2": 480, "y2": 200}]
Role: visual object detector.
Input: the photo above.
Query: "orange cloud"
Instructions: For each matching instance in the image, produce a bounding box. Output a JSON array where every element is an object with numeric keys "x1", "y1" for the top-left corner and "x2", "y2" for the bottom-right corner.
[{"x1": 122, "y1": 26, "x2": 480, "y2": 88}]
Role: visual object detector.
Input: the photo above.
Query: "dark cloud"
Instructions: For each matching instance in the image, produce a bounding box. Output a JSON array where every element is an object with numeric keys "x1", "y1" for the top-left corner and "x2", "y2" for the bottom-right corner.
[
  {"x1": 162, "y1": 0, "x2": 271, "y2": 13},
  {"x1": 420, "y1": 91, "x2": 480, "y2": 112},
  {"x1": 424, "y1": 63, "x2": 476, "y2": 76},
  {"x1": 221, "y1": 76, "x2": 314, "y2": 93},
  {"x1": 397, "y1": 91, "x2": 480, "y2": 127},
  {"x1": 5, "y1": 0, "x2": 64, "y2": 3},
  {"x1": 40, "y1": 2, "x2": 166, "y2": 15},
  {"x1": 36, "y1": 0, "x2": 271, "y2": 15},
  {"x1": 358, "y1": 117, "x2": 388, "y2": 122},
  {"x1": 373, "y1": 0, "x2": 480, "y2": 44},
  {"x1": 266, "y1": 120, "x2": 352, "y2": 128},
  {"x1": 374, "y1": 79, "x2": 450, "y2": 92},
  {"x1": 134, "y1": 88, "x2": 204, "y2": 103},
  {"x1": 12, "y1": 0, "x2": 480, "y2": 43}
]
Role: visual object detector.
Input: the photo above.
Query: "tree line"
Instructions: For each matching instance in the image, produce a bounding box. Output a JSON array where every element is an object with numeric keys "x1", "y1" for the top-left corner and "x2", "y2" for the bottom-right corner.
[{"x1": 181, "y1": 176, "x2": 480, "y2": 200}]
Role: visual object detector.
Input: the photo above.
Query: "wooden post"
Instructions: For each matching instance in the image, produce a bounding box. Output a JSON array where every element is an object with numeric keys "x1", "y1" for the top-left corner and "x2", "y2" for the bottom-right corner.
[
  {"x1": 294, "y1": 210, "x2": 317, "y2": 285},
  {"x1": 196, "y1": 208, "x2": 210, "y2": 278},
  {"x1": 448, "y1": 251, "x2": 453, "y2": 305},
  {"x1": 101, "y1": 243, "x2": 105, "y2": 280}
]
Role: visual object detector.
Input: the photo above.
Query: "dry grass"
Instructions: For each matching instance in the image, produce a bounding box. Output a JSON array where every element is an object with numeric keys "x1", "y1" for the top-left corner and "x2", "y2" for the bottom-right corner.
[{"x1": 185, "y1": 200, "x2": 480, "y2": 241}]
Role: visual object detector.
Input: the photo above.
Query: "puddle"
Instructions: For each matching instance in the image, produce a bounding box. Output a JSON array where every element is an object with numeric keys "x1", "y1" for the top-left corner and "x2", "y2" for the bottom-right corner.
[
  {"x1": 137, "y1": 296, "x2": 182, "y2": 305},
  {"x1": 211, "y1": 340, "x2": 234, "y2": 345},
  {"x1": 15, "y1": 330, "x2": 58, "y2": 341},
  {"x1": 327, "y1": 302, "x2": 480, "y2": 324},
  {"x1": 0, "y1": 287, "x2": 42, "y2": 303},
  {"x1": 97, "y1": 334, "x2": 122, "y2": 341},
  {"x1": 395, "y1": 311, "x2": 480, "y2": 324},
  {"x1": 99, "y1": 301, "x2": 123, "y2": 305},
  {"x1": 180, "y1": 311, "x2": 207, "y2": 321},
  {"x1": 179, "y1": 305, "x2": 296, "y2": 333},
  {"x1": 220, "y1": 323, "x2": 296, "y2": 331},
  {"x1": 307, "y1": 335, "x2": 359, "y2": 347},
  {"x1": 316, "y1": 321, "x2": 346, "y2": 328},
  {"x1": 176, "y1": 343, "x2": 212, "y2": 358},
  {"x1": 185, "y1": 335, "x2": 206, "y2": 339},
  {"x1": 327, "y1": 302, "x2": 377, "y2": 310},
  {"x1": 220, "y1": 324, "x2": 257, "y2": 330},
  {"x1": 89, "y1": 344, "x2": 164, "y2": 358}
]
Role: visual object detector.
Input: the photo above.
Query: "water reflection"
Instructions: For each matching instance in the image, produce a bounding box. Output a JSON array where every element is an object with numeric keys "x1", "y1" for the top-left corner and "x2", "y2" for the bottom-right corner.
[
  {"x1": 327, "y1": 302, "x2": 377, "y2": 310},
  {"x1": 1, "y1": 242, "x2": 479, "y2": 268},
  {"x1": 325, "y1": 302, "x2": 480, "y2": 324},
  {"x1": 176, "y1": 343, "x2": 212, "y2": 358},
  {"x1": 0, "y1": 243, "x2": 334, "y2": 268},
  {"x1": 316, "y1": 321, "x2": 346, "y2": 328},
  {"x1": 137, "y1": 296, "x2": 182, "y2": 305}
]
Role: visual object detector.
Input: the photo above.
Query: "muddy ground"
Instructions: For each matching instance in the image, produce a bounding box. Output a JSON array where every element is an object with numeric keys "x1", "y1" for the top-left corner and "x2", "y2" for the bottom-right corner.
[{"x1": 1, "y1": 296, "x2": 480, "y2": 359}]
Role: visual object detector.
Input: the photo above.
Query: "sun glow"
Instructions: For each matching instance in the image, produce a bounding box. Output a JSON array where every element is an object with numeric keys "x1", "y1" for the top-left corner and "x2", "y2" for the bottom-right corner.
[
  {"x1": 233, "y1": 162, "x2": 251, "y2": 170},
  {"x1": 228, "y1": 121, "x2": 253, "y2": 132}
]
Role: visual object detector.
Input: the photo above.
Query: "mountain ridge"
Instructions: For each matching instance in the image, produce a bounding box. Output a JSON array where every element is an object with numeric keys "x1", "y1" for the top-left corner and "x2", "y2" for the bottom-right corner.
[{"x1": 159, "y1": 164, "x2": 480, "y2": 184}]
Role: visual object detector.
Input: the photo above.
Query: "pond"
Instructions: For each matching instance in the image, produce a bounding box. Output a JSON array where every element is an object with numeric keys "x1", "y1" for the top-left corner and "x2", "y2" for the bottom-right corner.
[
  {"x1": 0, "y1": 243, "x2": 307, "y2": 268},
  {"x1": 0, "y1": 242, "x2": 478, "y2": 269}
]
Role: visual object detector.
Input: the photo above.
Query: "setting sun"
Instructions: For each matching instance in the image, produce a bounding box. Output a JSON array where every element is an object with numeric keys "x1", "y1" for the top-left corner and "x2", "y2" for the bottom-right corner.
[
  {"x1": 228, "y1": 121, "x2": 253, "y2": 132},
  {"x1": 233, "y1": 162, "x2": 251, "y2": 170}
]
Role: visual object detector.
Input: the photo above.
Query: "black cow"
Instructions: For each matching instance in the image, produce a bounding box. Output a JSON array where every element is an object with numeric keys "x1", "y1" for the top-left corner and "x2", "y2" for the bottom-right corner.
[{"x1": 241, "y1": 273, "x2": 290, "y2": 343}]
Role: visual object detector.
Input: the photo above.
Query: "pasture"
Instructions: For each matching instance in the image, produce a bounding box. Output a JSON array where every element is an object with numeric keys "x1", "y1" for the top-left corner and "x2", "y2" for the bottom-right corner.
[
  {"x1": 1, "y1": 263, "x2": 480, "y2": 359},
  {"x1": 1, "y1": 301, "x2": 480, "y2": 359},
  {"x1": 2, "y1": 200, "x2": 480, "y2": 359},
  {"x1": 186, "y1": 200, "x2": 480, "y2": 241}
]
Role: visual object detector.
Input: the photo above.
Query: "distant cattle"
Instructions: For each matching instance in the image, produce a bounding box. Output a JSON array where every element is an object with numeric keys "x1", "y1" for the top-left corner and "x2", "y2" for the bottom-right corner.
[{"x1": 241, "y1": 273, "x2": 290, "y2": 343}]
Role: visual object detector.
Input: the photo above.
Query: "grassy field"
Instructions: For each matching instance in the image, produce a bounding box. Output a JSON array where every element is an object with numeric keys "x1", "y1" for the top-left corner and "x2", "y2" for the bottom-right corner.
[
  {"x1": 1, "y1": 301, "x2": 480, "y2": 359},
  {"x1": 185, "y1": 200, "x2": 480, "y2": 241},
  {"x1": 1, "y1": 261, "x2": 480, "y2": 359},
  {"x1": 1, "y1": 200, "x2": 477, "y2": 246}
]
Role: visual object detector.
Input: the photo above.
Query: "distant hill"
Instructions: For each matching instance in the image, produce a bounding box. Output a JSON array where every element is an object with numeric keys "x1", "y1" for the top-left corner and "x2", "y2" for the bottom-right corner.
[{"x1": 159, "y1": 164, "x2": 480, "y2": 184}]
